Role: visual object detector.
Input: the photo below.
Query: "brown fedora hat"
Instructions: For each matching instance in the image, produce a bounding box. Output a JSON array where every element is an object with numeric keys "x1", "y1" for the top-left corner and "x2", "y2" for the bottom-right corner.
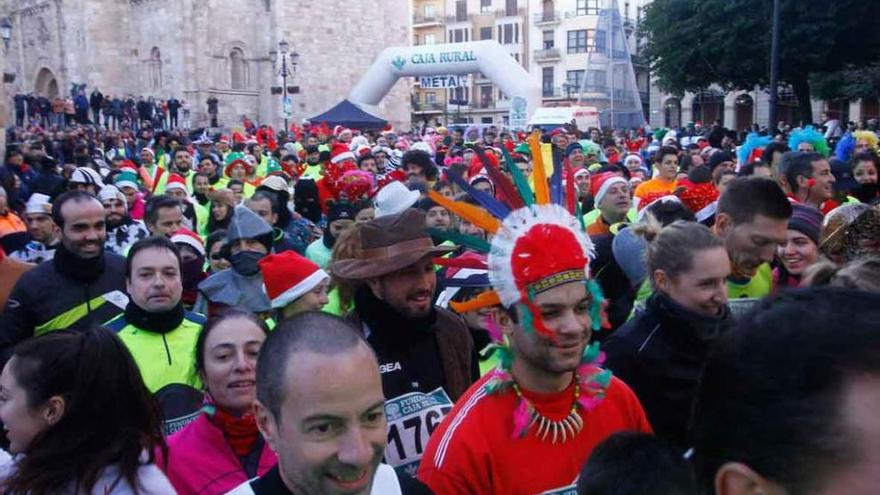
[{"x1": 330, "y1": 208, "x2": 456, "y2": 279}]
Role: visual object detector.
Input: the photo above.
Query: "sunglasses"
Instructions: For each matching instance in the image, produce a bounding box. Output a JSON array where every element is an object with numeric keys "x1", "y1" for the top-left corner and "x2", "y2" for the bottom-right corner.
[{"x1": 210, "y1": 253, "x2": 224, "y2": 261}]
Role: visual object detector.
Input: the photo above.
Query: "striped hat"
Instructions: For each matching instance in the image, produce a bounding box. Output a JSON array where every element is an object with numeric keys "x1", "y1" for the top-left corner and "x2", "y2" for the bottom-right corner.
[
  {"x1": 70, "y1": 167, "x2": 105, "y2": 189},
  {"x1": 789, "y1": 203, "x2": 824, "y2": 245}
]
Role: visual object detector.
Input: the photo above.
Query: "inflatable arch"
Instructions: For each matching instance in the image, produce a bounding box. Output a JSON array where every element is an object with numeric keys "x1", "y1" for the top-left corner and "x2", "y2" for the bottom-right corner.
[{"x1": 349, "y1": 40, "x2": 542, "y2": 126}]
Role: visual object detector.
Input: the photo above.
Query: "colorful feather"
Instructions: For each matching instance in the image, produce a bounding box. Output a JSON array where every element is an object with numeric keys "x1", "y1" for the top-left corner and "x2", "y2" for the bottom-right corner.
[
  {"x1": 500, "y1": 145, "x2": 535, "y2": 206},
  {"x1": 475, "y1": 146, "x2": 525, "y2": 210},
  {"x1": 428, "y1": 190, "x2": 501, "y2": 234},
  {"x1": 528, "y1": 132, "x2": 551, "y2": 204},
  {"x1": 427, "y1": 228, "x2": 491, "y2": 253},
  {"x1": 486, "y1": 313, "x2": 505, "y2": 344},
  {"x1": 585, "y1": 280, "x2": 606, "y2": 331},
  {"x1": 550, "y1": 147, "x2": 564, "y2": 206},
  {"x1": 449, "y1": 290, "x2": 501, "y2": 314},
  {"x1": 444, "y1": 169, "x2": 511, "y2": 220},
  {"x1": 512, "y1": 398, "x2": 533, "y2": 439}
]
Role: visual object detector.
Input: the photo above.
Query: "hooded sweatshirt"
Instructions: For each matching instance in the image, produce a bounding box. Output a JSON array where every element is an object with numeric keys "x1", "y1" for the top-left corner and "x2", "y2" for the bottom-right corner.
[{"x1": 196, "y1": 206, "x2": 273, "y2": 316}]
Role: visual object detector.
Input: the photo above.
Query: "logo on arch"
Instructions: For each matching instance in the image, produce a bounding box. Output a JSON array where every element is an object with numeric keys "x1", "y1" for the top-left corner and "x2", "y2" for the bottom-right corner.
[{"x1": 391, "y1": 56, "x2": 406, "y2": 71}]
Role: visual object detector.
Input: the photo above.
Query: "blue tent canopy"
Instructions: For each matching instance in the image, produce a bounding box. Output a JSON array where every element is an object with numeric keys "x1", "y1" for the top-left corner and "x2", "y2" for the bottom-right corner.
[{"x1": 308, "y1": 99, "x2": 388, "y2": 130}]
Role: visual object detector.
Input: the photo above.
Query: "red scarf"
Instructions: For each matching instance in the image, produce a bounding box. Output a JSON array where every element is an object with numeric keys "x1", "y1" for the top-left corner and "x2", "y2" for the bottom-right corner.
[{"x1": 205, "y1": 403, "x2": 260, "y2": 457}]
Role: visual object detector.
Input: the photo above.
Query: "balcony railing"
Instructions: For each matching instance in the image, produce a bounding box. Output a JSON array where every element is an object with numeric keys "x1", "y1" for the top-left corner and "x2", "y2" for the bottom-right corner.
[
  {"x1": 412, "y1": 102, "x2": 444, "y2": 112},
  {"x1": 497, "y1": 7, "x2": 525, "y2": 17},
  {"x1": 533, "y1": 47, "x2": 561, "y2": 61},
  {"x1": 445, "y1": 14, "x2": 471, "y2": 24},
  {"x1": 532, "y1": 12, "x2": 562, "y2": 24},
  {"x1": 413, "y1": 14, "x2": 442, "y2": 25}
]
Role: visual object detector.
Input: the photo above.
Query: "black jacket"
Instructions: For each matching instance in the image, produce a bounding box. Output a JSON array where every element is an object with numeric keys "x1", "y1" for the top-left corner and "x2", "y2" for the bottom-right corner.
[
  {"x1": 603, "y1": 291, "x2": 732, "y2": 445},
  {"x1": 0, "y1": 247, "x2": 127, "y2": 363},
  {"x1": 349, "y1": 287, "x2": 476, "y2": 403},
  {"x1": 590, "y1": 232, "x2": 635, "y2": 338}
]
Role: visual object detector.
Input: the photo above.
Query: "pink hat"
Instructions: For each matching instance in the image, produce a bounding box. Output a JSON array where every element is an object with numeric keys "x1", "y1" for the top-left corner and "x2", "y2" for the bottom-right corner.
[{"x1": 259, "y1": 251, "x2": 329, "y2": 309}]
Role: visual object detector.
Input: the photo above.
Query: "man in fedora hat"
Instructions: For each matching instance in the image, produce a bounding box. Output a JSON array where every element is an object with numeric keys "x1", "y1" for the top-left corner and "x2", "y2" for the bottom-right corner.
[{"x1": 330, "y1": 207, "x2": 477, "y2": 480}]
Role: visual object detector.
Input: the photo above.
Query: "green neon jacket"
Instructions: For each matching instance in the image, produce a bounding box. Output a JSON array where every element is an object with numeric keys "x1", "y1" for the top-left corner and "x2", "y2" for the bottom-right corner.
[
  {"x1": 105, "y1": 309, "x2": 207, "y2": 435},
  {"x1": 105, "y1": 310, "x2": 205, "y2": 394}
]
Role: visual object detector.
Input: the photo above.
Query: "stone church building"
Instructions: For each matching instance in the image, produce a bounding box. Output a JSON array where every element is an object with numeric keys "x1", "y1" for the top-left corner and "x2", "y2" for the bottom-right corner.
[{"x1": 2, "y1": 0, "x2": 411, "y2": 133}]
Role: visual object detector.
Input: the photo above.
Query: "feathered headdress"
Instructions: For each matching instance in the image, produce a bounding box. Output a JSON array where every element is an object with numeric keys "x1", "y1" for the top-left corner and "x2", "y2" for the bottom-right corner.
[
  {"x1": 428, "y1": 135, "x2": 612, "y2": 438},
  {"x1": 428, "y1": 135, "x2": 607, "y2": 336}
]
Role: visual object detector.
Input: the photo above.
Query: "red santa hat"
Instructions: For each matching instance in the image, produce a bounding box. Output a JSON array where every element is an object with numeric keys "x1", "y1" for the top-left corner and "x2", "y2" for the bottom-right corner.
[
  {"x1": 165, "y1": 173, "x2": 188, "y2": 194},
  {"x1": 590, "y1": 172, "x2": 628, "y2": 206},
  {"x1": 330, "y1": 142, "x2": 356, "y2": 164},
  {"x1": 258, "y1": 251, "x2": 330, "y2": 309},
  {"x1": 170, "y1": 228, "x2": 205, "y2": 256}
]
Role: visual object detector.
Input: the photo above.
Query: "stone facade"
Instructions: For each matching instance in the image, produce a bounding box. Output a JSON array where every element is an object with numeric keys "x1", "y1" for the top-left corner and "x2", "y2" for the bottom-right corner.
[{"x1": 3, "y1": 0, "x2": 412, "y2": 130}]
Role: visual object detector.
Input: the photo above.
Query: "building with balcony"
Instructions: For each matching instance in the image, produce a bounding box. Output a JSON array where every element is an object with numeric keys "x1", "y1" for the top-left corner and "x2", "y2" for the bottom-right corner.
[
  {"x1": 412, "y1": 0, "x2": 449, "y2": 127},
  {"x1": 408, "y1": 0, "x2": 528, "y2": 127},
  {"x1": 526, "y1": 0, "x2": 651, "y2": 126}
]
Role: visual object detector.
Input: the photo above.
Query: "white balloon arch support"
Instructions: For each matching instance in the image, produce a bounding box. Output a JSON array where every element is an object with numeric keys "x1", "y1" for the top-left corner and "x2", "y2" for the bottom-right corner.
[{"x1": 349, "y1": 40, "x2": 542, "y2": 127}]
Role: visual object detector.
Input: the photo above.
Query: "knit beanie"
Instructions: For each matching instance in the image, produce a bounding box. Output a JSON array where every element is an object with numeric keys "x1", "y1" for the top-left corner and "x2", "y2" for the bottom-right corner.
[
  {"x1": 788, "y1": 203, "x2": 824, "y2": 245},
  {"x1": 327, "y1": 201, "x2": 358, "y2": 225}
]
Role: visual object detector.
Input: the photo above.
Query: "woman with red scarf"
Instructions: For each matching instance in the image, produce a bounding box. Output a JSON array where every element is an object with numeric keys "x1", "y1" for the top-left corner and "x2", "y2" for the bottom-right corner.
[{"x1": 159, "y1": 309, "x2": 276, "y2": 494}]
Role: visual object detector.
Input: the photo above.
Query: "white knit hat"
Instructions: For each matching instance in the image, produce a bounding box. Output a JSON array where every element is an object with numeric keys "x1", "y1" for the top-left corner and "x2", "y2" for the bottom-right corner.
[
  {"x1": 98, "y1": 185, "x2": 128, "y2": 209},
  {"x1": 374, "y1": 181, "x2": 419, "y2": 218},
  {"x1": 24, "y1": 193, "x2": 52, "y2": 216}
]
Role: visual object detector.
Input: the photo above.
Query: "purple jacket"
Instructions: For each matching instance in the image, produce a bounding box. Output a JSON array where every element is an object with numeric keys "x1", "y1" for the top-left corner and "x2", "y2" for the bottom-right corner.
[{"x1": 158, "y1": 413, "x2": 276, "y2": 495}]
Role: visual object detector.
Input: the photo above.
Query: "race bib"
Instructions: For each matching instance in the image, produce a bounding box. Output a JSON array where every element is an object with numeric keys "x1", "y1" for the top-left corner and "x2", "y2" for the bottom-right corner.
[{"x1": 384, "y1": 387, "x2": 453, "y2": 478}]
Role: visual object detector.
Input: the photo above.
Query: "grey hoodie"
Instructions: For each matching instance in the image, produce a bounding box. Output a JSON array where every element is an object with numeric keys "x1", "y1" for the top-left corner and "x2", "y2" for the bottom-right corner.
[{"x1": 226, "y1": 205, "x2": 272, "y2": 246}]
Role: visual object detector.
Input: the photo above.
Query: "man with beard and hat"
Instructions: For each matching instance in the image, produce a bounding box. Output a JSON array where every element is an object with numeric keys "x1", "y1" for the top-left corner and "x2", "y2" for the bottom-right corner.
[
  {"x1": 330, "y1": 208, "x2": 476, "y2": 479},
  {"x1": 99, "y1": 185, "x2": 150, "y2": 256},
  {"x1": 195, "y1": 205, "x2": 274, "y2": 317},
  {"x1": 10, "y1": 193, "x2": 60, "y2": 264},
  {"x1": 305, "y1": 201, "x2": 357, "y2": 269},
  {"x1": 0, "y1": 191, "x2": 129, "y2": 361}
]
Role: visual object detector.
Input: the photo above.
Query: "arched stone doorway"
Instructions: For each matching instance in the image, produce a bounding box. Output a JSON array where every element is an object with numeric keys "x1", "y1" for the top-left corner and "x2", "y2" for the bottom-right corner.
[
  {"x1": 34, "y1": 68, "x2": 59, "y2": 98},
  {"x1": 735, "y1": 93, "x2": 754, "y2": 131},
  {"x1": 692, "y1": 89, "x2": 724, "y2": 126},
  {"x1": 664, "y1": 97, "x2": 681, "y2": 128}
]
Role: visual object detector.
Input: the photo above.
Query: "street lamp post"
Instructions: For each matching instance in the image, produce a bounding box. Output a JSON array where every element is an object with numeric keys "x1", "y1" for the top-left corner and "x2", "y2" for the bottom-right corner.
[
  {"x1": 270, "y1": 39, "x2": 299, "y2": 132},
  {"x1": 768, "y1": 0, "x2": 781, "y2": 134}
]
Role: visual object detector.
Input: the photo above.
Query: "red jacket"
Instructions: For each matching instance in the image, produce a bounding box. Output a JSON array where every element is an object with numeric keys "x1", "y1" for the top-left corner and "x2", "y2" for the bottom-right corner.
[{"x1": 418, "y1": 373, "x2": 652, "y2": 494}]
